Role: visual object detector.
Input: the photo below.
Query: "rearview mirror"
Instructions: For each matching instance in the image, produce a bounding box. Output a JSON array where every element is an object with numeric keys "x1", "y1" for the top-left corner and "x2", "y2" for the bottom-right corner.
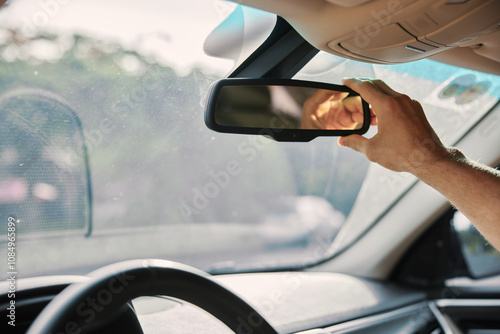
[{"x1": 205, "y1": 79, "x2": 370, "y2": 142}]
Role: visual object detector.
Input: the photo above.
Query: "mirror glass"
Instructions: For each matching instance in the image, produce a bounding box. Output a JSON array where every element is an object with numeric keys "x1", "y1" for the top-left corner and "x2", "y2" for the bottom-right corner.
[{"x1": 214, "y1": 85, "x2": 365, "y2": 130}]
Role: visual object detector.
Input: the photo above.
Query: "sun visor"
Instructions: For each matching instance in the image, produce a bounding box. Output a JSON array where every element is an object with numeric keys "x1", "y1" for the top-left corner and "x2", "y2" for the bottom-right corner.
[{"x1": 203, "y1": 4, "x2": 276, "y2": 64}]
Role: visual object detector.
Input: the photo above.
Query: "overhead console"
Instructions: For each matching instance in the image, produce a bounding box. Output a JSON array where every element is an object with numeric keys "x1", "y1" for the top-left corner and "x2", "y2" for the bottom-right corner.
[
  {"x1": 328, "y1": 0, "x2": 500, "y2": 63},
  {"x1": 238, "y1": 0, "x2": 500, "y2": 69}
]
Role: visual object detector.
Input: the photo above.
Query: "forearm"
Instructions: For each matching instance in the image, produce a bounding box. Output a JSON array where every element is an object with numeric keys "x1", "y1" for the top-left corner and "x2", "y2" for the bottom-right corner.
[
  {"x1": 412, "y1": 148, "x2": 500, "y2": 250},
  {"x1": 340, "y1": 78, "x2": 500, "y2": 250}
]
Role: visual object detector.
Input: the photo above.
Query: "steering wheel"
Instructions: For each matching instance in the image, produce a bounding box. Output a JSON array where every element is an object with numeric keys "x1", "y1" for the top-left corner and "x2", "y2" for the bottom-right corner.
[{"x1": 27, "y1": 259, "x2": 279, "y2": 334}]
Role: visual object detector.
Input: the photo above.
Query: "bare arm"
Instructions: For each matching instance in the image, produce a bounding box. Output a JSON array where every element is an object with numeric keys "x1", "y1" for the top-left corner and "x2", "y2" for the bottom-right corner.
[{"x1": 339, "y1": 78, "x2": 500, "y2": 250}]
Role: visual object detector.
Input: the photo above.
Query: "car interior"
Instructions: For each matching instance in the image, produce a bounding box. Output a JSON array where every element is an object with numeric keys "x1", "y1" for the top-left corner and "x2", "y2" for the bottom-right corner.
[{"x1": 1, "y1": 0, "x2": 500, "y2": 333}]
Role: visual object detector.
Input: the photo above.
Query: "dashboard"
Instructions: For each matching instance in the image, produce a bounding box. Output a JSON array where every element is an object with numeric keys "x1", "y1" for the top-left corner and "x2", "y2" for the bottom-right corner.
[{"x1": 1, "y1": 270, "x2": 499, "y2": 333}]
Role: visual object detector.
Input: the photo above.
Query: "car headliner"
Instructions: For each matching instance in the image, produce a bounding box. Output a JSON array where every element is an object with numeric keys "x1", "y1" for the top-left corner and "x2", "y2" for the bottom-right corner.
[{"x1": 235, "y1": 0, "x2": 500, "y2": 75}]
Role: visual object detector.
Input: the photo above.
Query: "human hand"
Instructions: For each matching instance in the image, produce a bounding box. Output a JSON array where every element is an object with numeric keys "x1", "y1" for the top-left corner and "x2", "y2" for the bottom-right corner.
[
  {"x1": 301, "y1": 89, "x2": 374, "y2": 130},
  {"x1": 338, "y1": 78, "x2": 450, "y2": 175}
]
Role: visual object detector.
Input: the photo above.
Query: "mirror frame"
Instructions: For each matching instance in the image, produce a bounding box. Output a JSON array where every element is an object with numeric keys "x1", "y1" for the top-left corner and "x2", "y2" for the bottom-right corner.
[{"x1": 205, "y1": 78, "x2": 370, "y2": 142}]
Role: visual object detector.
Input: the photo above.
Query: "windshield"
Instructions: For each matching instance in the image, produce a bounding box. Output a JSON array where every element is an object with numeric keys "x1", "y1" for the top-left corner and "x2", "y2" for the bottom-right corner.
[
  {"x1": 294, "y1": 53, "x2": 500, "y2": 253},
  {"x1": 1, "y1": 0, "x2": 499, "y2": 279}
]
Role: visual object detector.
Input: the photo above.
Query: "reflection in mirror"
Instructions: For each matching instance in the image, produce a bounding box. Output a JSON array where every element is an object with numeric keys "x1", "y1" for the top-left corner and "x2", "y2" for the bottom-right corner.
[{"x1": 215, "y1": 85, "x2": 364, "y2": 130}]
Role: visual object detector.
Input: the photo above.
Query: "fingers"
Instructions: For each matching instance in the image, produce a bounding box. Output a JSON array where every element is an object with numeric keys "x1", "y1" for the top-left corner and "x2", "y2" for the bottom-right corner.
[
  {"x1": 310, "y1": 114, "x2": 324, "y2": 129},
  {"x1": 330, "y1": 91, "x2": 349, "y2": 102},
  {"x1": 340, "y1": 78, "x2": 447, "y2": 174},
  {"x1": 342, "y1": 96, "x2": 362, "y2": 111},
  {"x1": 339, "y1": 96, "x2": 361, "y2": 124},
  {"x1": 342, "y1": 78, "x2": 398, "y2": 95},
  {"x1": 338, "y1": 135, "x2": 368, "y2": 154},
  {"x1": 305, "y1": 82, "x2": 385, "y2": 130},
  {"x1": 369, "y1": 79, "x2": 399, "y2": 97},
  {"x1": 370, "y1": 108, "x2": 378, "y2": 126},
  {"x1": 342, "y1": 78, "x2": 387, "y2": 105},
  {"x1": 310, "y1": 89, "x2": 348, "y2": 105},
  {"x1": 342, "y1": 78, "x2": 400, "y2": 111},
  {"x1": 343, "y1": 78, "x2": 407, "y2": 129}
]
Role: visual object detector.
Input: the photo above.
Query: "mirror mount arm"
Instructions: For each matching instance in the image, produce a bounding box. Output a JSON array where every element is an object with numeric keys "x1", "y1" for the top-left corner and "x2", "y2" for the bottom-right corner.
[{"x1": 229, "y1": 17, "x2": 319, "y2": 79}]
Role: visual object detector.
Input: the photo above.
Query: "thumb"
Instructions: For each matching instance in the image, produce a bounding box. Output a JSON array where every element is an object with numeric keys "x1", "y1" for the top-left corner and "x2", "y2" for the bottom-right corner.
[{"x1": 338, "y1": 135, "x2": 368, "y2": 154}]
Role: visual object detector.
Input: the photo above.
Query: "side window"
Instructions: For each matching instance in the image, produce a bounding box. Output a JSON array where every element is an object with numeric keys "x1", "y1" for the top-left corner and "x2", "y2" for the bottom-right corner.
[
  {"x1": 452, "y1": 211, "x2": 500, "y2": 278},
  {"x1": 391, "y1": 207, "x2": 500, "y2": 289}
]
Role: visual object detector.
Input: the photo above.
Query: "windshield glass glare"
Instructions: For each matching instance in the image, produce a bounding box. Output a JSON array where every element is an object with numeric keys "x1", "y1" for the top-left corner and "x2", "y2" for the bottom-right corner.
[{"x1": 0, "y1": 0, "x2": 368, "y2": 278}]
